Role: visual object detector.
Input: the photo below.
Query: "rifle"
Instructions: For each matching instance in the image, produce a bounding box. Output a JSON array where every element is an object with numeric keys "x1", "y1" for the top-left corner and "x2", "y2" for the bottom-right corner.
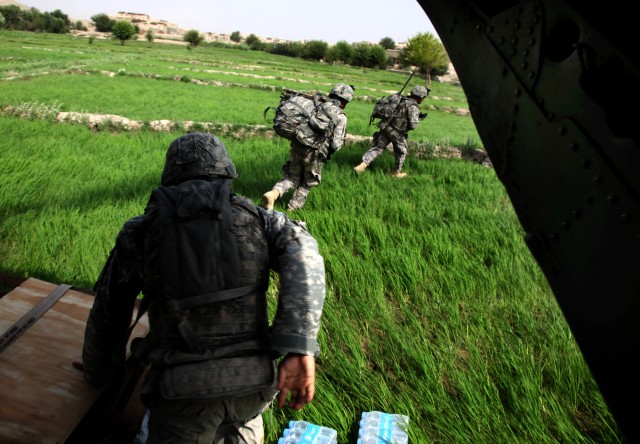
[{"x1": 398, "y1": 70, "x2": 416, "y2": 95}]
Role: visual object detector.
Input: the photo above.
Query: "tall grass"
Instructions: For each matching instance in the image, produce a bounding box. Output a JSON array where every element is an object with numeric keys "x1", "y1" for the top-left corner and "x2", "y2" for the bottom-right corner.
[{"x1": 0, "y1": 31, "x2": 623, "y2": 443}]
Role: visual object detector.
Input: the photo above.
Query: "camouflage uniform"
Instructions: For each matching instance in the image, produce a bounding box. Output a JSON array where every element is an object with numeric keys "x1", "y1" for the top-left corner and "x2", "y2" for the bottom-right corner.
[
  {"x1": 271, "y1": 98, "x2": 347, "y2": 210},
  {"x1": 361, "y1": 92, "x2": 424, "y2": 174},
  {"x1": 81, "y1": 133, "x2": 326, "y2": 444}
]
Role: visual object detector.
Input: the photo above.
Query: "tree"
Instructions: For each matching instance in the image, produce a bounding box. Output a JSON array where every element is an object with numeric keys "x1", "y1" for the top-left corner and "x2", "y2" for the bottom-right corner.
[
  {"x1": 146, "y1": 28, "x2": 155, "y2": 44},
  {"x1": 0, "y1": 5, "x2": 24, "y2": 29},
  {"x1": 183, "y1": 29, "x2": 204, "y2": 47},
  {"x1": 50, "y1": 9, "x2": 70, "y2": 30},
  {"x1": 379, "y1": 36, "x2": 396, "y2": 50},
  {"x1": 369, "y1": 44, "x2": 388, "y2": 69},
  {"x1": 399, "y1": 32, "x2": 449, "y2": 86},
  {"x1": 302, "y1": 40, "x2": 328, "y2": 61},
  {"x1": 244, "y1": 33, "x2": 264, "y2": 50},
  {"x1": 349, "y1": 43, "x2": 388, "y2": 69},
  {"x1": 332, "y1": 40, "x2": 353, "y2": 64},
  {"x1": 73, "y1": 20, "x2": 87, "y2": 31},
  {"x1": 91, "y1": 13, "x2": 114, "y2": 32},
  {"x1": 269, "y1": 41, "x2": 304, "y2": 58},
  {"x1": 0, "y1": 12, "x2": 4, "y2": 27},
  {"x1": 230, "y1": 31, "x2": 241, "y2": 43},
  {"x1": 111, "y1": 20, "x2": 136, "y2": 45}
]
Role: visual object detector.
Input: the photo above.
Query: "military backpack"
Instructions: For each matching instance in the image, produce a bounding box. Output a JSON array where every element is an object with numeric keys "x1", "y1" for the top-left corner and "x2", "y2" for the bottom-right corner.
[
  {"x1": 369, "y1": 93, "x2": 406, "y2": 126},
  {"x1": 264, "y1": 89, "x2": 335, "y2": 149}
]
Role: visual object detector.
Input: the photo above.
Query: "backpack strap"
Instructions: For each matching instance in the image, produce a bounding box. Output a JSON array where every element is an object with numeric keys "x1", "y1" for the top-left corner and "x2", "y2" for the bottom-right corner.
[{"x1": 164, "y1": 283, "x2": 262, "y2": 311}]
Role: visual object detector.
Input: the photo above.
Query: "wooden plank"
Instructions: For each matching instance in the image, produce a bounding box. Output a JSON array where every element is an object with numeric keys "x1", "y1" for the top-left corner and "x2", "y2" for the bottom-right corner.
[{"x1": 0, "y1": 277, "x2": 149, "y2": 444}]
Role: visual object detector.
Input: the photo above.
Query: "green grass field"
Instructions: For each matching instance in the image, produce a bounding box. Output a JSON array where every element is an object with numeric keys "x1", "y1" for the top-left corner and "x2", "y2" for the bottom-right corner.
[{"x1": 0, "y1": 31, "x2": 623, "y2": 443}]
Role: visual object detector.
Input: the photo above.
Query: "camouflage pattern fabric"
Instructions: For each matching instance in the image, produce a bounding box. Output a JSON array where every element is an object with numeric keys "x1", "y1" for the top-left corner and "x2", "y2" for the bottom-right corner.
[
  {"x1": 161, "y1": 132, "x2": 238, "y2": 185},
  {"x1": 319, "y1": 99, "x2": 347, "y2": 157},
  {"x1": 81, "y1": 187, "x2": 326, "y2": 387},
  {"x1": 147, "y1": 390, "x2": 276, "y2": 444},
  {"x1": 379, "y1": 96, "x2": 421, "y2": 135},
  {"x1": 269, "y1": 98, "x2": 347, "y2": 211},
  {"x1": 271, "y1": 142, "x2": 325, "y2": 211},
  {"x1": 362, "y1": 128, "x2": 409, "y2": 173},
  {"x1": 359, "y1": 96, "x2": 423, "y2": 173}
]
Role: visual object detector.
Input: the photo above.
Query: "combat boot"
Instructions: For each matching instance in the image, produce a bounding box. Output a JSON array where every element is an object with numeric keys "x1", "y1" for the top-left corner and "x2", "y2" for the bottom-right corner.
[
  {"x1": 262, "y1": 189, "x2": 279, "y2": 210},
  {"x1": 391, "y1": 171, "x2": 407, "y2": 178},
  {"x1": 354, "y1": 162, "x2": 368, "y2": 174}
]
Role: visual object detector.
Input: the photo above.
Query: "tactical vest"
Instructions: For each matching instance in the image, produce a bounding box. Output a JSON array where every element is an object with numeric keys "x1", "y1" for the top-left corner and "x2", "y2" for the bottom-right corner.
[
  {"x1": 379, "y1": 96, "x2": 412, "y2": 133},
  {"x1": 134, "y1": 180, "x2": 276, "y2": 400}
]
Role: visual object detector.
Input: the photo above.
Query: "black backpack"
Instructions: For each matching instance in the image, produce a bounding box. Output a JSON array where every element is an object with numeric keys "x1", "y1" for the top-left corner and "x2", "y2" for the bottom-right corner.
[{"x1": 134, "y1": 180, "x2": 256, "y2": 348}]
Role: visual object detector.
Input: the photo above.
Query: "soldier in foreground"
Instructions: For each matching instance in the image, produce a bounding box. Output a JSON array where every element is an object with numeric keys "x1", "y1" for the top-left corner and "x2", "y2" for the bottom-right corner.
[
  {"x1": 77, "y1": 132, "x2": 326, "y2": 443},
  {"x1": 354, "y1": 85, "x2": 430, "y2": 178},
  {"x1": 262, "y1": 83, "x2": 353, "y2": 211}
]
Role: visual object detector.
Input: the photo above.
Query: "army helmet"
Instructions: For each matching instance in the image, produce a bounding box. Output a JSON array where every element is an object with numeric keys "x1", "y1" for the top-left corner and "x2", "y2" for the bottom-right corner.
[
  {"x1": 161, "y1": 132, "x2": 238, "y2": 186},
  {"x1": 410, "y1": 85, "x2": 430, "y2": 99},
  {"x1": 330, "y1": 83, "x2": 355, "y2": 103}
]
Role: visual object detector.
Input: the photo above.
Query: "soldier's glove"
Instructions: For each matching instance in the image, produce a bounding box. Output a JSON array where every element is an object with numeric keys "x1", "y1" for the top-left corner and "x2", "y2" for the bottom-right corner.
[{"x1": 418, "y1": 112, "x2": 428, "y2": 120}]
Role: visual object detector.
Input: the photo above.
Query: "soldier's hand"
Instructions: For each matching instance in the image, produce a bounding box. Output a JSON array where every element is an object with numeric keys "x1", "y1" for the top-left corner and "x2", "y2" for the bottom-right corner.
[{"x1": 276, "y1": 353, "x2": 316, "y2": 410}]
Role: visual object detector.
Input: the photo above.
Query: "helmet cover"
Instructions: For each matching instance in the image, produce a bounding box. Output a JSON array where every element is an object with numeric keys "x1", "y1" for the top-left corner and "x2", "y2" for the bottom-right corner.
[{"x1": 161, "y1": 132, "x2": 237, "y2": 186}]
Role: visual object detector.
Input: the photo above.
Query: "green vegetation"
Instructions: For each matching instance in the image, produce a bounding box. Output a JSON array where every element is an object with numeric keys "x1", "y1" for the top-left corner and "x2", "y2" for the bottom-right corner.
[
  {"x1": 0, "y1": 30, "x2": 622, "y2": 443},
  {"x1": 111, "y1": 20, "x2": 136, "y2": 46},
  {"x1": 183, "y1": 29, "x2": 204, "y2": 47},
  {"x1": 401, "y1": 32, "x2": 450, "y2": 84}
]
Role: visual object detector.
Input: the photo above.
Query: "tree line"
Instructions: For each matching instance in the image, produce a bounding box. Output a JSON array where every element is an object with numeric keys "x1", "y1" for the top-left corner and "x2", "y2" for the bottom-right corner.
[{"x1": 0, "y1": 5, "x2": 450, "y2": 83}]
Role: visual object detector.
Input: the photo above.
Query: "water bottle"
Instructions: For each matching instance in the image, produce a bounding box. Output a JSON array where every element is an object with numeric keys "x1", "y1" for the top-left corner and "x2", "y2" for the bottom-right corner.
[
  {"x1": 358, "y1": 411, "x2": 410, "y2": 444},
  {"x1": 286, "y1": 421, "x2": 337, "y2": 444},
  {"x1": 278, "y1": 436, "x2": 300, "y2": 444}
]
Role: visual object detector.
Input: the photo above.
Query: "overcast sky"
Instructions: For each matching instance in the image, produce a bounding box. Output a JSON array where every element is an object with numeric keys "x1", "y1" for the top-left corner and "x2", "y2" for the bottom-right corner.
[{"x1": 18, "y1": 0, "x2": 438, "y2": 44}]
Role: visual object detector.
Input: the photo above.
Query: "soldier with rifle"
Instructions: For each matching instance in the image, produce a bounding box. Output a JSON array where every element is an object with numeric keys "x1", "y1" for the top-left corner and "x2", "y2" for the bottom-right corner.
[{"x1": 354, "y1": 72, "x2": 429, "y2": 178}]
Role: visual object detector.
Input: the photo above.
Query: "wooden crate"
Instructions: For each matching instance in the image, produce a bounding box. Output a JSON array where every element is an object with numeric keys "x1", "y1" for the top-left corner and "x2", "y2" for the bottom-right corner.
[{"x1": 0, "y1": 278, "x2": 149, "y2": 443}]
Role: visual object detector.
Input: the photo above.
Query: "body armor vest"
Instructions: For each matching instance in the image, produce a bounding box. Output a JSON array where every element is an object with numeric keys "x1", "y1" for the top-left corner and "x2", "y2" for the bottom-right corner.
[{"x1": 135, "y1": 180, "x2": 275, "y2": 399}]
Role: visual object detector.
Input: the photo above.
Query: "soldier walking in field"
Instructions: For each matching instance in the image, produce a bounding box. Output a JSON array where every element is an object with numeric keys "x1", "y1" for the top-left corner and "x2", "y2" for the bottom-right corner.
[
  {"x1": 354, "y1": 85, "x2": 429, "y2": 178},
  {"x1": 262, "y1": 83, "x2": 354, "y2": 211}
]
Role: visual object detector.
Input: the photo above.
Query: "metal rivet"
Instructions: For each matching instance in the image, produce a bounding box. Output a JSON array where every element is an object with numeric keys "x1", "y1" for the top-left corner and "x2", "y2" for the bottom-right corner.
[
  {"x1": 581, "y1": 158, "x2": 591, "y2": 168},
  {"x1": 585, "y1": 195, "x2": 594, "y2": 204},
  {"x1": 529, "y1": 38, "x2": 536, "y2": 46},
  {"x1": 558, "y1": 126, "x2": 567, "y2": 135},
  {"x1": 561, "y1": 221, "x2": 570, "y2": 230},
  {"x1": 593, "y1": 175, "x2": 603, "y2": 185},
  {"x1": 607, "y1": 194, "x2": 618, "y2": 204},
  {"x1": 512, "y1": 104, "x2": 519, "y2": 114},
  {"x1": 522, "y1": 49, "x2": 529, "y2": 57},
  {"x1": 521, "y1": 62, "x2": 528, "y2": 69},
  {"x1": 527, "y1": 71, "x2": 535, "y2": 79},
  {"x1": 514, "y1": 88, "x2": 521, "y2": 97},
  {"x1": 569, "y1": 142, "x2": 578, "y2": 151},
  {"x1": 572, "y1": 209, "x2": 582, "y2": 219}
]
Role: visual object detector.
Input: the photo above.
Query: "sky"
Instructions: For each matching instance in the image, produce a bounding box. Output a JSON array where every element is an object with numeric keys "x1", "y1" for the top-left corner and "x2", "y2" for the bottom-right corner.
[{"x1": 17, "y1": 0, "x2": 439, "y2": 45}]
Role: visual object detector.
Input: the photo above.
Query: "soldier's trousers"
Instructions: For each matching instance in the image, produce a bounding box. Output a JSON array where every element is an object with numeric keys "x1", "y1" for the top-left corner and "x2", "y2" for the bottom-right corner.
[
  {"x1": 272, "y1": 143, "x2": 324, "y2": 210},
  {"x1": 362, "y1": 129, "x2": 408, "y2": 173},
  {"x1": 146, "y1": 389, "x2": 277, "y2": 444}
]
